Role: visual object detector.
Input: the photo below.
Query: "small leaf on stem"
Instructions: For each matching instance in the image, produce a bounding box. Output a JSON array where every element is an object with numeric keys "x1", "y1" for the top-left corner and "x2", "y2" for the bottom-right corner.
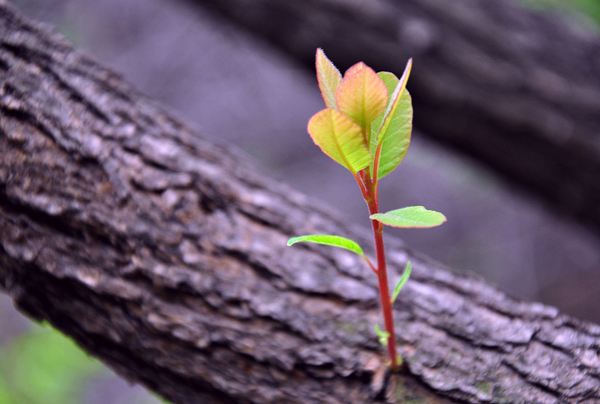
[
  {"x1": 307, "y1": 108, "x2": 371, "y2": 173},
  {"x1": 374, "y1": 324, "x2": 390, "y2": 347},
  {"x1": 370, "y1": 206, "x2": 446, "y2": 228},
  {"x1": 315, "y1": 48, "x2": 342, "y2": 109},
  {"x1": 391, "y1": 261, "x2": 412, "y2": 304},
  {"x1": 287, "y1": 234, "x2": 365, "y2": 256}
]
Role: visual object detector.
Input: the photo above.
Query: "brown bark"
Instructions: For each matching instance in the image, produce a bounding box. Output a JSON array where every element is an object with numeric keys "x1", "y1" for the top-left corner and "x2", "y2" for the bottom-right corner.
[
  {"x1": 1, "y1": 4, "x2": 599, "y2": 403},
  {"x1": 193, "y1": 0, "x2": 600, "y2": 235}
]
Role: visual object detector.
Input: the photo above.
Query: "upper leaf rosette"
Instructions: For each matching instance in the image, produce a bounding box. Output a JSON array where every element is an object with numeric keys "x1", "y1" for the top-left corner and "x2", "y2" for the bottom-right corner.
[{"x1": 308, "y1": 49, "x2": 413, "y2": 178}]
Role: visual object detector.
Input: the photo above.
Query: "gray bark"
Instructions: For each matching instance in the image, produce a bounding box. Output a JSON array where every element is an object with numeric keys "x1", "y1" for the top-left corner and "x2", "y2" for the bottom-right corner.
[
  {"x1": 194, "y1": 0, "x2": 600, "y2": 235},
  {"x1": 1, "y1": 4, "x2": 599, "y2": 403}
]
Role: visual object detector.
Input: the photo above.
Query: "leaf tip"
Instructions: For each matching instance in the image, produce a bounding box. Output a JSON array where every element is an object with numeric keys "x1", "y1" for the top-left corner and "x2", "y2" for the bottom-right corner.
[
  {"x1": 315, "y1": 48, "x2": 342, "y2": 109},
  {"x1": 315, "y1": 48, "x2": 327, "y2": 67},
  {"x1": 401, "y1": 58, "x2": 414, "y2": 80}
]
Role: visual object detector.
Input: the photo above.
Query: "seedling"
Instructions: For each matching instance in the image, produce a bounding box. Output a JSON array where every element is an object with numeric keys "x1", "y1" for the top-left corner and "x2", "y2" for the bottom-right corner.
[{"x1": 287, "y1": 49, "x2": 446, "y2": 370}]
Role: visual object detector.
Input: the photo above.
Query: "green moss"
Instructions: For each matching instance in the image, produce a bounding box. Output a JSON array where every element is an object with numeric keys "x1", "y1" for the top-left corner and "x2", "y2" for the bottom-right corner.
[
  {"x1": 476, "y1": 381, "x2": 493, "y2": 396},
  {"x1": 336, "y1": 320, "x2": 360, "y2": 335}
]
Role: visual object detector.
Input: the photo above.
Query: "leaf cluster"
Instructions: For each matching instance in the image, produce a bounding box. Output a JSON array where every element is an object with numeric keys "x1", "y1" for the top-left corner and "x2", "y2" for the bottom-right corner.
[
  {"x1": 289, "y1": 49, "x2": 445, "y2": 257},
  {"x1": 287, "y1": 49, "x2": 446, "y2": 352},
  {"x1": 309, "y1": 49, "x2": 412, "y2": 179}
]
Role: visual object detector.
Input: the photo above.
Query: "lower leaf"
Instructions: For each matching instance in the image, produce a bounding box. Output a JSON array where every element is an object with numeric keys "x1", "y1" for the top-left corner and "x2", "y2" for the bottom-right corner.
[
  {"x1": 287, "y1": 234, "x2": 364, "y2": 256},
  {"x1": 374, "y1": 324, "x2": 390, "y2": 347},
  {"x1": 391, "y1": 261, "x2": 412, "y2": 304}
]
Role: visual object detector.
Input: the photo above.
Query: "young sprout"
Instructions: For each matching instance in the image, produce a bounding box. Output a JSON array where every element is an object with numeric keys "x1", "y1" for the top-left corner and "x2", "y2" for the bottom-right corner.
[{"x1": 287, "y1": 49, "x2": 446, "y2": 371}]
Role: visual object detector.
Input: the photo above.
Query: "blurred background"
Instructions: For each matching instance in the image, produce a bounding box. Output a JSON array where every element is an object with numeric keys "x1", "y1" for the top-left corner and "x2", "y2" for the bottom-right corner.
[{"x1": 2, "y1": 0, "x2": 599, "y2": 402}]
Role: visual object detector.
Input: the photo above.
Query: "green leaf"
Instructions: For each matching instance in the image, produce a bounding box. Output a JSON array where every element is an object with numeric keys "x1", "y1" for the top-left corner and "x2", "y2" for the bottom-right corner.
[
  {"x1": 378, "y1": 71, "x2": 399, "y2": 95},
  {"x1": 370, "y1": 206, "x2": 447, "y2": 228},
  {"x1": 391, "y1": 261, "x2": 412, "y2": 304},
  {"x1": 307, "y1": 108, "x2": 371, "y2": 173},
  {"x1": 335, "y1": 62, "x2": 389, "y2": 129},
  {"x1": 374, "y1": 91, "x2": 412, "y2": 179},
  {"x1": 370, "y1": 61, "x2": 414, "y2": 179},
  {"x1": 372, "y1": 59, "x2": 412, "y2": 146},
  {"x1": 315, "y1": 48, "x2": 342, "y2": 109},
  {"x1": 374, "y1": 324, "x2": 390, "y2": 347},
  {"x1": 287, "y1": 234, "x2": 365, "y2": 256}
]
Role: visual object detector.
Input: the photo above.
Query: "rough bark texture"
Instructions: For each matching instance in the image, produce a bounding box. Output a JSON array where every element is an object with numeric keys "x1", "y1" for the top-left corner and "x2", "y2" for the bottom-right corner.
[
  {"x1": 1, "y1": 4, "x2": 600, "y2": 403},
  {"x1": 194, "y1": 0, "x2": 600, "y2": 235}
]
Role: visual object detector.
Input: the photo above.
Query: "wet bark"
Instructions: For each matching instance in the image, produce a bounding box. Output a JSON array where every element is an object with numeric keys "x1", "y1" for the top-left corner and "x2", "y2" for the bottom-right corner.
[
  {"x1": 1, "y1": 4, "x2": 599, "y2": 403},
  {"x1": 194, "y1": 0, "x2": 600, "y2": 235}
]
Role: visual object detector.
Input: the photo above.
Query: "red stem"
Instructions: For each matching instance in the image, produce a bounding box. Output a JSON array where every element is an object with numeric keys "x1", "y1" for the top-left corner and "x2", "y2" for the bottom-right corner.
[
  {"x1": 368, "y1": 195, "x2": 399, "y2": 370},
  {"x1": 372, "y1": 144, "x2": 382, "y2": 202},
  {"x1": 353, "y1": 173, "x2": 369, "y2": 201},
  {"x1": 362, "y1": 256, "x2": 378, "y2": 274},
  {"x1": 355, "y1": 155, "x2": 399, "y2": 370}
]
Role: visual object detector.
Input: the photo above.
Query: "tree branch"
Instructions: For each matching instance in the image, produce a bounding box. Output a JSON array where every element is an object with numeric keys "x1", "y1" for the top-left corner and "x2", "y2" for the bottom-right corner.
[{"x1": 1, "y1": 4, "x2": 599, "y2": 403}]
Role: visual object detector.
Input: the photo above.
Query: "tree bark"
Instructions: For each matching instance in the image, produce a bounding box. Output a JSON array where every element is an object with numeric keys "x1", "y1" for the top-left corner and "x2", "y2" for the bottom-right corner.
[
  {"x1": 1, "y1": 4, "x2": 599, "y2": 403},
  {"x1": 193, "y1": 0, "x2": 600, "y2": 235}
]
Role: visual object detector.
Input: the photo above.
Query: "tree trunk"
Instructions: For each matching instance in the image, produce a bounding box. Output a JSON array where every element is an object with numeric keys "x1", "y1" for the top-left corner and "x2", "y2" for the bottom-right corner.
[
  {"x1": 193, "y1": 0, "x2": 600, "y2": 236},
  {"x1": 1, "y1": 4, "x2": 599, "y2": 403}
]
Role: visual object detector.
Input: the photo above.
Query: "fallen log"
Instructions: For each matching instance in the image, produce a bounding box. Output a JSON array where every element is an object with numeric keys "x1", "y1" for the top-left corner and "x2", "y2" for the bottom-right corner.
[{"x1": 1, "y1": 4, "x2": 599, "y2": 403}]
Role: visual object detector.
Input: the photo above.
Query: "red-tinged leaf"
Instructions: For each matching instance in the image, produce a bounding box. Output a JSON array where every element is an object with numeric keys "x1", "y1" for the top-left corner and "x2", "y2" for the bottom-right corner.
[
  {"x1": 315, "y1": 48, "x2": 342, "y2": 109},
  {"x1": 335, "y1": 62, "x2": 388, "y2": 130},
  {"x1": 307, "y1": 108, "x2": 371, "y2": 173}
]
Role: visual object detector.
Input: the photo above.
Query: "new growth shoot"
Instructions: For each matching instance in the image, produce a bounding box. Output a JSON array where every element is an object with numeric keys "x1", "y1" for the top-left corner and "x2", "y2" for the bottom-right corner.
[{"x1": 287, "y1": 49, "x2": 446, "y2": 371}]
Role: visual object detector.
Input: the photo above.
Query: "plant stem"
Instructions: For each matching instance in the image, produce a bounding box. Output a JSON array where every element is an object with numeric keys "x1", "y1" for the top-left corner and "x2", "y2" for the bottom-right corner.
[
  {"x1": 368, "y1": 198, "x2": 399, "y2": 371},
  {"x1": 356, "y1": 141, "x2": 398, "y2": 369}
]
